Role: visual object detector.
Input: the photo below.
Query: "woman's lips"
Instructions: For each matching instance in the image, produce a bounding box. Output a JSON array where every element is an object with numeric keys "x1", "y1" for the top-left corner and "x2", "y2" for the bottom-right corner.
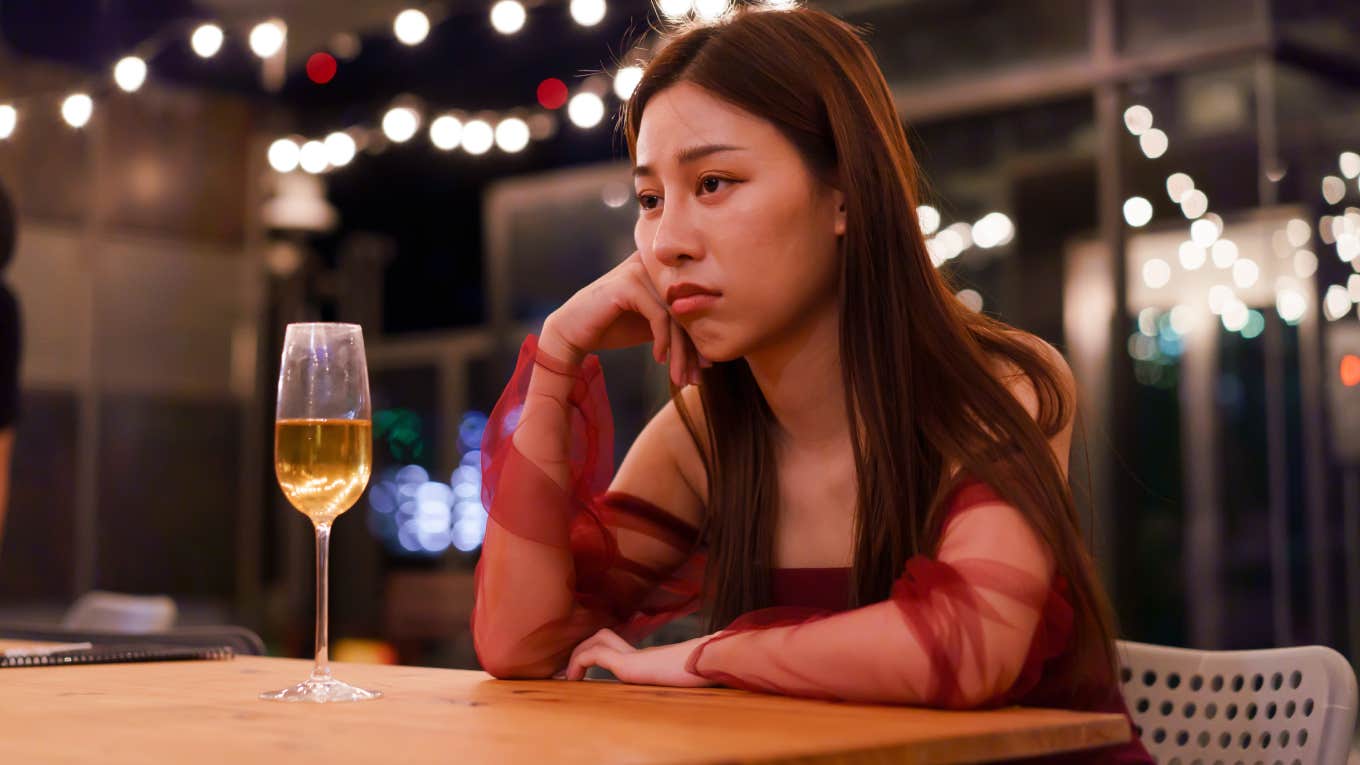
[{"x1": 670, "y1": 293, "x2": 720, "y2": 316}]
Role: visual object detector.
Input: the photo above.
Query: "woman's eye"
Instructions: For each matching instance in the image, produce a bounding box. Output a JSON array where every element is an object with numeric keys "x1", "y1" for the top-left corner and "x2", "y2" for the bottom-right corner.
[
  {"x1": 699, "y1": 176, "x2": 725, "y2": 194},
  {"x1": 637, "y1": 194, "x2": 660, "y2": 211}
]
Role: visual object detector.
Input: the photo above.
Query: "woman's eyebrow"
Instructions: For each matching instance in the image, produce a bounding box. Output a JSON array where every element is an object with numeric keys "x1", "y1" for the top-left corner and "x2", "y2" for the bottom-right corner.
[{"x1": 633, "y1": 144, "x2": 747, "y2": 178}]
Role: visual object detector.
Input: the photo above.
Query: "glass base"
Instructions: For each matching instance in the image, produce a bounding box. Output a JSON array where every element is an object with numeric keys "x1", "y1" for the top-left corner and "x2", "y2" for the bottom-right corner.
[{"x1": 259, "y1": 677, "x2": 382, "y2": 703}]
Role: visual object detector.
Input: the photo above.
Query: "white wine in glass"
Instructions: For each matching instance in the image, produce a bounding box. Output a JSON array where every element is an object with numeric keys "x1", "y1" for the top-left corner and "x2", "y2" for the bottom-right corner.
[{"x1": 261, "y1": 323, "x2": 382, "y2": 703}]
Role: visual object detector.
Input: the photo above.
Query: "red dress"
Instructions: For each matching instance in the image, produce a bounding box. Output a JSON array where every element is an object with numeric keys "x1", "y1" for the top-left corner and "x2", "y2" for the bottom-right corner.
[{"x1": 473, "y1": 336, "x2": 1151, "y2": 764}]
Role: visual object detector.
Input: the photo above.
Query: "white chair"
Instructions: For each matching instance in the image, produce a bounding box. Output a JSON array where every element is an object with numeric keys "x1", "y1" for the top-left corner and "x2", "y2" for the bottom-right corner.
[
  {"x1": 1117, "y1": 640, "x2": 1358, "y2": 765},
  {"x1": 62, "y1": 591, "x2": 177, "y2": 633}
]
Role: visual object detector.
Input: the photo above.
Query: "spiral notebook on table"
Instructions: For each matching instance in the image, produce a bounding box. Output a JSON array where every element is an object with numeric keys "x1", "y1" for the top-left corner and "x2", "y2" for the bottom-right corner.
[{"x1": 0, "y1": 643, "x2": 234, "y2": 668}]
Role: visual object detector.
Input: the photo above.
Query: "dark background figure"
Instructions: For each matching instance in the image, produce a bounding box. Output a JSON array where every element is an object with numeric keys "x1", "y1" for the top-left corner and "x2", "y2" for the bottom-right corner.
[{"x1": 0, "y1": 181, "x2": 18, "y2": 549}]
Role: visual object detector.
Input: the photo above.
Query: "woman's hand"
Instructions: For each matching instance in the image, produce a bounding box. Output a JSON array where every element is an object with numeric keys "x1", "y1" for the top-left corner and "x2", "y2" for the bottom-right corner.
[
  {"x1": 540, "y1": 251, "x2": 707, "y2": 387},
  {"x1": 562, "y1": 628, "x2": 715, "y2": 688}
]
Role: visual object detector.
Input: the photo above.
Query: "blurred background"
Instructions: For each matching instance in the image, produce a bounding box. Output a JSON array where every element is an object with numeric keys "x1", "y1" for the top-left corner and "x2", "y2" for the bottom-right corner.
[{"x1": 0, "y1": 0, "x2": 1359, "y2": 676}]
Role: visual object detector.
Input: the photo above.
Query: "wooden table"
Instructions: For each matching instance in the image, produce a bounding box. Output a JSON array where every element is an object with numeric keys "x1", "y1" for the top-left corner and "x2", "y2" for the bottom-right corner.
[{"x1": 0, "y1": 651, "x2": 1129, "y2": 763}]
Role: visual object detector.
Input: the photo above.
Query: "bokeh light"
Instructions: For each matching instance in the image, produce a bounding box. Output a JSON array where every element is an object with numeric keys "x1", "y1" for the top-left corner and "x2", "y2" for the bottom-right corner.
[
  {"x1": 614, "y1": 66, "x2": 643, "y2": 101},
  {"x1": 537, "y1": 78, "x2": 569, "y2": 110},
  {"x1": 394, "y1": 9, "x2": 431, "y2": 45},
  {"x1": 114, "y1": 56, "x2": 147, "y2": 92},
  {"x1": 190, "y1": 23, "x2": 224, "y2": 58},
  {"x1": 382, "y1": 107, "x2": 420, "y2": 143},
  {"x1": 495, "y1": 117, "x2": 530, "y2": 153},
  {"x1": 268, "y1": 138, "x2": 300, "y2": 173},
  {"x1": 567, "y1": 92, "x2": 605, "y2": 128},
  {"x1": 491, "y1": 0, "x2": 527, "y2": 34},
  {"x1": 306, "y1": 52, "x2": 337, "y2": 84},
  {"x1": 570, "y1": 0, "x2": 607, "y2": 26},
  {"x1": 249, "y1": 20, "x2": 286, "y2": 58},
  {"x1": 462, "y1": 119, "x2": 494, "y2": 154},
  {"x1": 430, "y1": 115, "x2": 463, "y2": 150},
  {"x1": 61, "y1": 93, "x2": 93, "y2": 128}
]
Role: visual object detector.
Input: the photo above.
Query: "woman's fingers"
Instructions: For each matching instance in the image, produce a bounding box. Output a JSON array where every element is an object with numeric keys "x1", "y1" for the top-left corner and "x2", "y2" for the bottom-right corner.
[
  {"x1": 566, "y1": 645, "x2": 622, "y2": 681},
  {"x1": 669, "y1": 320, "x2": 688, "y2": 387},
  {"x1": 564, "y1": 628, "x2": 633, "y2": 680},
  {"x1": 591, "y1": 628, "x2": 633, "y2": 653},
  {"x1": 684, "y1": 334, "x2": 704, "y2": 385},
  {"x1": 619, "y1": 276, "x2": 670, "y2": 364}
]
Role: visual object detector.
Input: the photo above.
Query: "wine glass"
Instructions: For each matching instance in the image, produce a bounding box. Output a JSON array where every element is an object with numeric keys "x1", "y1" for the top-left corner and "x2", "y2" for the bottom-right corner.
[{"x1": 261, "y1": 323, "x2": 382, "y2": 703}]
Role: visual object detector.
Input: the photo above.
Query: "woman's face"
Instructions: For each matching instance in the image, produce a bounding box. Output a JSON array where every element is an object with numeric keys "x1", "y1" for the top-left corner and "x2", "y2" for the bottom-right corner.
[{"x1": 633, "y1": 82, "x2": 845, "y2": 362}]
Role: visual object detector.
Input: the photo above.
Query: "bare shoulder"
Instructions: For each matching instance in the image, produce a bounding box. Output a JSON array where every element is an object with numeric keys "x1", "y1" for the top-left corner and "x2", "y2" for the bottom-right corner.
[
  {"x1": 989, "y1": 332, "x2": 1075, "y2": 422},
  {"x1": 608, "y1": 385, "x2": 709, "y2": 527},
  {"x1": 972, "y1": 332, "x2": 1075, "y2": 478}
]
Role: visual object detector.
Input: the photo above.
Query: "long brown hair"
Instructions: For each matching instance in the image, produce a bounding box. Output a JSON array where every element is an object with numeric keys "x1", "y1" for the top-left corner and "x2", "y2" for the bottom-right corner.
[{"x1": 623, "y1": 7, "x2": 1118, "y2": 700}]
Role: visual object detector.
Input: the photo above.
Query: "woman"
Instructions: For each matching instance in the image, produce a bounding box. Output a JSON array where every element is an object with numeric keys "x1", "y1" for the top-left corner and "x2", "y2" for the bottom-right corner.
[{"x1": 473, "y1": 7, "x2": 1150, "y2": 762}]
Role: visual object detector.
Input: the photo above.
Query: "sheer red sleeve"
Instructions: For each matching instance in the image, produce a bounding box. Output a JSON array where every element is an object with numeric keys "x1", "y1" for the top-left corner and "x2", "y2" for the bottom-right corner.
[
  {"x1": 472, "y1": 335, "x2": 704, "y2": 677},
  {"x1": 685, "y1": 482, "x2": 1069, "y2": 708}
]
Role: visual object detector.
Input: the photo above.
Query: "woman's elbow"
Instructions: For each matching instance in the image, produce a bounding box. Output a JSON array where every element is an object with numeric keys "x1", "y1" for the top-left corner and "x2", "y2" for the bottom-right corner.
[
  {"x1": 475, "y1": 646, "x2": 560, "y2": 680},
  {"x1": 473, "y1": 631, "x2": 562, "y2": 679}
]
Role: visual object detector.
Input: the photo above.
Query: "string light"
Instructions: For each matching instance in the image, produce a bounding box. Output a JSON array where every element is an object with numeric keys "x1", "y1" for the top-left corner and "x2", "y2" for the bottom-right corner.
[
  {"x1": 916, "y1": 205, "x2": 940, "y2": 236},
  {"x1": 956, "y1": 289, "x2": 984, "y2": 312},
  {"x1": 495, "y1": 117, "x2": 530, "y2": 153},
  {"x1": 1294, "y1": 249, "x2": 1318, "y2": 278},
  {"x1": 306, "y1": 53, "x2": 337, "y2": 85},
  {"x1": 61, "y1": 93, "x2": 93, "y2": 128},
  {"x1": 324, "y1": 132, "x2": 356, "y2": 167},
  {"x1": 971, "y1": 212, "x2": 1014, "y2": 248},
  {"x1": 430, "y1": 115, "x2": 463, "y2": 150},
  {"x1": 1180, "y1": 189, "x2": 1208, "y2": 219},
  {"x1": 1323, "y1": 176, "x2": 1347, "y2": 205},
  {"x1": 1190, "y1": 218, "x2": 1220, "y2": 248},
  {"x1": 1123, "y1": 105, "x2": 1153, "y2": 136},
  {"x1": 613, "y1": 66, "x2": 643, "y2": 100},
  {"x1": 1340, "y1": 152, "x2": 1360, "y2": 180},
  {"x1": 1169, "y1": 304, "x2": 1197, "y2": 335},
  {"x1": 0, "y1": 9, "x2": 635, "y2": 175},
  {"x1": 1210, "y1": 239, "x2": 1238, "y2": 268},
  {"x1": 1178, "y1": 241, "x2": 1206, "y2": 270},
  {"x1": 249, "y1": 20, "x2": 286, "y2": 58},
  {"x1": 190, "y1": 23, "x2": 224, "y2": 58},
  {"x1": 491, "y1": 0, "x2": 526, "y2": 34},
  {"x1": 1123, "y1": 196, "x2": 1153, "y2": 227},
  {"x1": 658, "y1": 0, "x2": 694, "y2": 18},
  {"x1": 461, "y1": 120, "x2": 494, "y2": 155},
  {"x1": 1138, "y1": 128, "x2": 1168, "y2": 159},
  {"x1": 1221, "y1": 299, "x2": 1249, "y2": 332},
  {"x1": 1208, "y1": 285, "x2": 1234, "y2": 315},
  {"x1": 1324, "y1": 285, "x2": 1353, "y2": 321},
  {"x1": 382, "y1": 107, "x2": 420, "y2": 143},
  {"x1": 394, "y1": 9, "x2": 431, "y2": 45},
  {"x1": 1277, "y1": 289, "x2": 1306, "y2": 324},
  {"x1": 1166, "y1": 173, "x2": 1194, "y2": 203},
  {"x1": 267, "y1": 138, "x2": 301, "y2": 173},
  {"x1": 1231, "y1": 258, "x2": 1259, "y2": 289},
  {"x1": 693, "y1": 0, "x2": 731, "y2": 21},
  {"x1": 114, "y1": 56, "x2": 147, "y2": 92},
  {"x1": 299, "y1": 140, "x2": 328, "y2": 174},
  {"x1": 567, "y1": 92, "x2": 604, "y2": 128},
  {"x1": 570, "y1": 0, "x2": 607, "y2": 27},
  {"x1": 1143, "y1": 258, "x2": 1171, "y2": 289}
]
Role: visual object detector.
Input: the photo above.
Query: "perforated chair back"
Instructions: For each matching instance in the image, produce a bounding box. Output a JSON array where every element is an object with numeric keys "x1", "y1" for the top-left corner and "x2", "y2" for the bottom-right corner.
[{"x1": 1117, "y1": 640, "x2": 1357, "y2": 765}]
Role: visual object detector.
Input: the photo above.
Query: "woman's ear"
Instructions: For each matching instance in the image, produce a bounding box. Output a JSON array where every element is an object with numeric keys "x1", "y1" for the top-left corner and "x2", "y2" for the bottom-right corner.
[{"x1": 832, "y1": 188, "x2": 847, "y2": 237}]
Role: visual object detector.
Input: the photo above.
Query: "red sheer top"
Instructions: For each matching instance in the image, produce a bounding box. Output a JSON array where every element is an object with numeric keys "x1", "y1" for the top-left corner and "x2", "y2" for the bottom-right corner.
[{"x1": 472, "y1": 336, "x2": 1150, "y2": 764}]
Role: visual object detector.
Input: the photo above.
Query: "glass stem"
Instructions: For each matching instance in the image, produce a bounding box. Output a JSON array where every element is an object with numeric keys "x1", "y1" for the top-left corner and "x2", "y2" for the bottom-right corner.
[{"x1": 311, "y1": 522, "x2": 332, "y2": 683}]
